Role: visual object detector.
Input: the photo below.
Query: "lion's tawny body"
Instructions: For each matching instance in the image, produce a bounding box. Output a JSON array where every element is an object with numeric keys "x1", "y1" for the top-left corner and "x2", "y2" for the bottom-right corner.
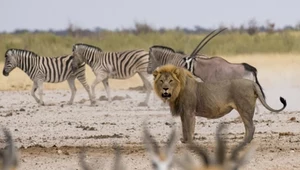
[{"x1": 153, "y1": 64, "x2": 286, "y2": 143}]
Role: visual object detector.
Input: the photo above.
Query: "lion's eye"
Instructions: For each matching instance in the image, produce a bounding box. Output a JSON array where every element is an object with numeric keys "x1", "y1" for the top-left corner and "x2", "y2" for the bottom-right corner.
[
  {"x1": 169, "y1": 80, "x2": 173, "y2": 83},
  {"x1": 160, "y1": 80, "x2": 163, "y2": 83}
]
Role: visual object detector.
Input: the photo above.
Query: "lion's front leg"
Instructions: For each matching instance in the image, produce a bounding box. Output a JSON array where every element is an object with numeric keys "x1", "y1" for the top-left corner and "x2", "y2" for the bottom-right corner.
[{"x1": 180, "y1": 111, "x2": 196, "y2": 143}]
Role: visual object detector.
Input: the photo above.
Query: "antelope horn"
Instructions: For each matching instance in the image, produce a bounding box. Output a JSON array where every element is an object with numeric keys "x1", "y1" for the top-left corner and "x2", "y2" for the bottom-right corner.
[
  {"x1": 216, "y1": 124, "x2": 227, "y2": 164},
  {"x1": 79, "y1": 148, "x2": 93, "y2": 170},
  {"x1": 166, "y1": 126, "x2": 178, "y2": 157},
  {"x1": 112, "y1": 145, "x2": 123, "y2": 170},
  {"x1": 143, "y1": 123, "x2": 160, "y2": 155},
  {"x1": 190, "y1": 28, "x2": 227, "y2": 59},
  {"x1": 190, "y1": 29, "x2": 218, "y2": 57},
  {"x1": 187, "y1": 142, "x2": 210, "y2": 166},
  {"x1": 230, "y1": 138, "x2": 248, "y2": 161}
]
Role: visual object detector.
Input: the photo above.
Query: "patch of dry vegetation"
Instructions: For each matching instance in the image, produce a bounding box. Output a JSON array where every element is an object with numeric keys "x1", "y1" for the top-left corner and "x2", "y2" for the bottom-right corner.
[{"x1": 1, "y1": 31, "x2": 300, "y2": 61}]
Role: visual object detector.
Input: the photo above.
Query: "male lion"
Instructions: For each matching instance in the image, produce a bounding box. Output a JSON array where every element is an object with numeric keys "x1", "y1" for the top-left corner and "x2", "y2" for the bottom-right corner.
[{"x1": 153, "y1": 64, "x2": 287, "y2": 143}]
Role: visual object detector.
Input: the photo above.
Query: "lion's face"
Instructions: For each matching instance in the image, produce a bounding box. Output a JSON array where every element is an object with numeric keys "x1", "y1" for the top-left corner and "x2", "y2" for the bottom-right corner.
[{"x1": 153, "y1": 67, "x2": 181, "y2": 102}]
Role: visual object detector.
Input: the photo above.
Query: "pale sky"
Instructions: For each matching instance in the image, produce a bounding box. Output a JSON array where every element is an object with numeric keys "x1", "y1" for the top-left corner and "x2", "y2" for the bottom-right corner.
[{"x1": 1, "y1": 0, "x2": 299, "y2": 32}]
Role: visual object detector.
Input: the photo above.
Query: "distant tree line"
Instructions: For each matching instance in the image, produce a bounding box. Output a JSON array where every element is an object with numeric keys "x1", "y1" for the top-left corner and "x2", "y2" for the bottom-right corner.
[{"x1": 4, "y1": 19, "x2": 300, "y2": 37}]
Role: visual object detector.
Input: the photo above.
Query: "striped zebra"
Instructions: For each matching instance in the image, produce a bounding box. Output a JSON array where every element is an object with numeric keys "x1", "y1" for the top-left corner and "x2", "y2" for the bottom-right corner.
[
  {"x1": 147, "y1": 45, "x2": 207, "y2": 81},
  {"x1": 2, "y1": 49, "x2": 94, "y2": 105},
  {"x1": 71, "y1": 43, "x2": 152, "y2": 106}
]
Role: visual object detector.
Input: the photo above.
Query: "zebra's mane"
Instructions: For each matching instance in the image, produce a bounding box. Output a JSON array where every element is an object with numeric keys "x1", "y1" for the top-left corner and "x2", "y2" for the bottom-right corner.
[
  {"x1": 150, "y1": 45, "x2": 176, "y2": 53},
  {"x1": 74, "y1": 43, "x2": 103, "y2": 52},
  {"x1": 176, "y1": 50, "x2": 185, "y2": 55},
  {"x1": 6, "y1": 49, "x2": 39, "y2": 58}
]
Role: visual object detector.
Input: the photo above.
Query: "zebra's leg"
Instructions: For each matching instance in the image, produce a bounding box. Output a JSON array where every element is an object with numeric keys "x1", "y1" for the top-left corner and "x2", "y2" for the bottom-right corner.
[
  {"x1": 137, "y1": 72, "x2": 152, "y2": 106},
  {"x1": 91, "y1": 72, "x2": 108, "y2": 101},
  {"x1": 67, "y1": 77, "x2": 77, "y2": 105},
  {"x1": 102, "y1": 77, "x2": 111, "y2": 102},
  {"x1": 31, "y1": 81, "x2": 40, "y2": 104},
  {"x1": 76, "y1": 73, "x2": 95, "y2": 105},
  {"x1": 37, "y1": 80, "x2": 45, "y2": 106}
]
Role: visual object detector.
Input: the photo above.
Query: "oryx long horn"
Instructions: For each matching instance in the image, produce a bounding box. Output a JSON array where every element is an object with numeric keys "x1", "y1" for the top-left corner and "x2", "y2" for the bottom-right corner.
[
  {"x1": 190, "y1": 29, "x2": 218, "y2": 57},
  {"x1": 190, "y1": 28, "x2": 227, "y2": 59}
]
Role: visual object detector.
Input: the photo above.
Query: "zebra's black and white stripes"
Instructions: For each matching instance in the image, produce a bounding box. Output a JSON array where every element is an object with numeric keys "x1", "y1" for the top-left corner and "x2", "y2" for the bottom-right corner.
[
  {"x1": 3, "y1": 49, "x2": 94, "y2": 105},
  {"x1": 71, "y1": 43, "x2": 152, "y2": 106},
  {"x1": 147, "y1": 45, "x2": 203, "y2": 75}
]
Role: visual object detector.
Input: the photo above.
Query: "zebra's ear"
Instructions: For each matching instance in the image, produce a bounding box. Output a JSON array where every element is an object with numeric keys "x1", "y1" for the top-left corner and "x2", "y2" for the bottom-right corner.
[
  {"x1": 72, "y1": 45, "x2": 78, "y2": 52},
  {"x1": 6, "y1": 50, "x2": 13, "y2": 56}
]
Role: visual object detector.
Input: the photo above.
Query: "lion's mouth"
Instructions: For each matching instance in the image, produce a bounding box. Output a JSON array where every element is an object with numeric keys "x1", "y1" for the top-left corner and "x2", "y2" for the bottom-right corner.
[{"x1": 161, "y1": 92, "x2": 171, "y2": 98}]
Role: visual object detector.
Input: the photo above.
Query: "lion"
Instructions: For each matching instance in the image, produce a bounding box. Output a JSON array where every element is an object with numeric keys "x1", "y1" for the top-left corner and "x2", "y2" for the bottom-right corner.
[{"x1": 153, "y1": 64, "x2": 287, "y2": 143}]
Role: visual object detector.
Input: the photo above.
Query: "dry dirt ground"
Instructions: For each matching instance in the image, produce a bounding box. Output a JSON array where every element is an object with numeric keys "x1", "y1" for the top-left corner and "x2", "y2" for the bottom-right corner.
[{"x1": 0, "y1": 54, "x2": 300, "y2": 170}]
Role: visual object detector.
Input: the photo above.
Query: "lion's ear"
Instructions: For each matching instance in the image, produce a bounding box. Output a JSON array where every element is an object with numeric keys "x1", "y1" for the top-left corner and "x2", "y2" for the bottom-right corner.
[
  {"x1": 153, "y1": 69, "x2": 159, "y2": 79},
  {"x1": 173, "y1": 68, "x2": 181, "y2": 78}
]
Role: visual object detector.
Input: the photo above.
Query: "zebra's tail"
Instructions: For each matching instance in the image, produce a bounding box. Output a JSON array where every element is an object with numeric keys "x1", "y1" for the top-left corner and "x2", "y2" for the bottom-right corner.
[{"x1": 242, "y1": 63, "x2": 265, "y2": 98}]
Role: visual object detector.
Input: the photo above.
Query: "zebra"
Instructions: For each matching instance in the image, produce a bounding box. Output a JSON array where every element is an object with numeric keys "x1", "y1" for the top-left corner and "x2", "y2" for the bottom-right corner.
[
  {"x1": 71, "y1": 43, "x2": 152, "y2": 106},
  {"x1": 2, "y1": 49, "x2": 94, "y2": 105},
  {"x1": 147, "y1": 45, "x2": 207, "y2": 82}
]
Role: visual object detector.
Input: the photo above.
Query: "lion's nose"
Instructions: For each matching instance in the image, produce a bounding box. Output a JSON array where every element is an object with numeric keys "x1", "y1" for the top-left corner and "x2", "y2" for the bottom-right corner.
[{"x1": 163, "y1": 88, "x2": 169, "y2": 91}]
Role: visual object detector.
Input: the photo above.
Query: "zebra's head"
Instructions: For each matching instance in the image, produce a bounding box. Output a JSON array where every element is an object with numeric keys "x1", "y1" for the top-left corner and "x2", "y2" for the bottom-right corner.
[
  {"x1": 148, "y1": 47, "x2": 163, "y2": 74},
  {"x1": 148, "y1": 46, "x2": 177, "y2": 74},
  {"x1": 3, "y1": 49, "x2": 18, "y2": 76},
  {"x1": 71, "y1": 44, "x2": 85, "y2": 72}
]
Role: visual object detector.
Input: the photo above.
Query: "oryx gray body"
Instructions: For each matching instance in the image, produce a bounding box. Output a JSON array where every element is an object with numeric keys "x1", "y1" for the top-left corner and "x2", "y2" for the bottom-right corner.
[
  {"x1": 71, "y1": 43, "x2": 152, "y2": 106},
  {"x1": 2, "y1": 49, "x2": 93, "y2": 105},
  {"x1": 148, "y1": 45, "x2": 265, "y2": 98}
]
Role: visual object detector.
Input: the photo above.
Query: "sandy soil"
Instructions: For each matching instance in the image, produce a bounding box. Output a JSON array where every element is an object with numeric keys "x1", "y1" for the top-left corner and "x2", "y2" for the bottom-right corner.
[{"x1": 0, "y1": 54, "x2": 300, "y2": 170}]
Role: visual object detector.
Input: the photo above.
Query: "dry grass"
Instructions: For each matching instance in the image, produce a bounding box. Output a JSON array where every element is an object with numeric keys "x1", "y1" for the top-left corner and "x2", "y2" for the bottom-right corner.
[
  {"x1": 1, "y1": 31, "x2": 300, "y2": 61},
  {"x1": 0, "y1": 53, "x2": 299, "y2": 91}
]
